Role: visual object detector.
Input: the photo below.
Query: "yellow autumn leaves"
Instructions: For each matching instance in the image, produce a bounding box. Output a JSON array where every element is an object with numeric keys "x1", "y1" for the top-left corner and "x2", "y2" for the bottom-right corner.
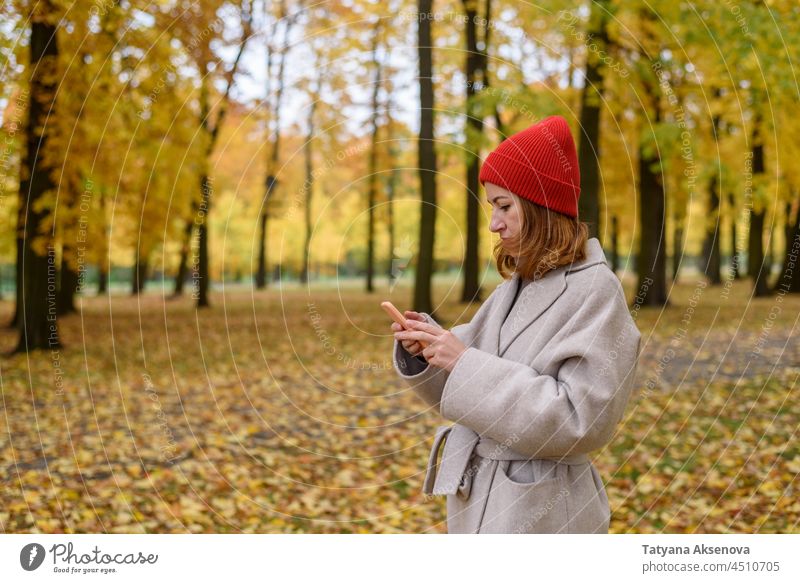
[{"x1": 1, "y1": 276, "x2": 798, "y2": 533}]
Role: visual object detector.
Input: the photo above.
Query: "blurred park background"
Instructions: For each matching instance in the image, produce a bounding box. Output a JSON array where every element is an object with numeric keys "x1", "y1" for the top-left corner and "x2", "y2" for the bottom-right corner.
[{"x1": 0, "y1": 0, "x2": 799, "y2": 533}]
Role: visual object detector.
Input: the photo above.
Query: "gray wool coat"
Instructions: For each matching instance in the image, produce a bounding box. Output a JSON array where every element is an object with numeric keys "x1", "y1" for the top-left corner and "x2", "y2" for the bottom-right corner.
[{"x1": 393, "y1": 237, "x2": 642, "y2": 534}]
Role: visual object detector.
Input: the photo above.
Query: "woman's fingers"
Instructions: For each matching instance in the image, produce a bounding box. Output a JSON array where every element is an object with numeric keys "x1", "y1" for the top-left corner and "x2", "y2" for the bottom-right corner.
[
  {"x1": 391, "y1": 314, "x2": 430, "y2": 356},
  {"x1": 395, "y1": 321, "x2": 440, "y2": 346},
  {"x1": 402, "y1": 339, "x2": 420, "y2": 354},
  {"x1": 396, "y1": 329, "x2": 438, "y2": 345},
  {"x1": 405, "y1": 320, "x2": 441, "y2": 335}
]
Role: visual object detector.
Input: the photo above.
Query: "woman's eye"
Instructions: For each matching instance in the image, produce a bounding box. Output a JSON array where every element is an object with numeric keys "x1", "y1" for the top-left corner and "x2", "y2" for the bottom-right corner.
[{"x1": 500, "y1": 205, "x2": 510, "y2": 211}]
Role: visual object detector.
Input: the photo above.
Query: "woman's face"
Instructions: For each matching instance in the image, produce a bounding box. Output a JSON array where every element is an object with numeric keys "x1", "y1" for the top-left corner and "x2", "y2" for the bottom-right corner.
[{"x1": 485, "y1": 182, "x2": 522, "y2": 251}]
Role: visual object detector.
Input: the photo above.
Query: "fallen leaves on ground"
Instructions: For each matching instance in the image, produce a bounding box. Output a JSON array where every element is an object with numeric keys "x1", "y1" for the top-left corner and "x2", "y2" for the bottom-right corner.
[{"x1": 0, "y1": 276, "x2": 797, "y2": 533}]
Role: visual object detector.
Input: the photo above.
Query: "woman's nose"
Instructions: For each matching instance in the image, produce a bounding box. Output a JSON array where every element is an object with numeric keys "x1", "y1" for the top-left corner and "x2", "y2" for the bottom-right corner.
[{"x1": 489, "y1": 217, "x2": 504, "y2": 233}]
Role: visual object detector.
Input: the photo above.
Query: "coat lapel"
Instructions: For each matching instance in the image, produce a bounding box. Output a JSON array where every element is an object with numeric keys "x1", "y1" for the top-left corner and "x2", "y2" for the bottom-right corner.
[
  {"x1": 496, "y1": 238, "x2": 609, "y2": 358},
  {"x1": 498, "y1": 270, "x2": 567, "y2": 357},
  {"x1": 470, "y1": 273, "x2": 518, "y2": 357}
]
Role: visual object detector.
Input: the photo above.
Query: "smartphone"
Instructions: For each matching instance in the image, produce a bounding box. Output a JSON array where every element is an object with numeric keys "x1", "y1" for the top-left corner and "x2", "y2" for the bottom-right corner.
[{"x1": 381, "y1": 301, "x2": 429, "y2": 348}]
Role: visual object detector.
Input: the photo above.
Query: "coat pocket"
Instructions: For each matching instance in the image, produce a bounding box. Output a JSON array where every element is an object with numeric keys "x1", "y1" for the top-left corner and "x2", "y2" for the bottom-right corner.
[{"x1": 478, "y1": 461, "x2": 570, "y2": 534}]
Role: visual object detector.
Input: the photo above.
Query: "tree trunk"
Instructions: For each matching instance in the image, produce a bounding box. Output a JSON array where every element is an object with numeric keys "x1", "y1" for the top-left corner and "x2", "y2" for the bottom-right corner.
[
  {"x1": 461, "y1": 0, "x2": 491, "y2": 303},
  {"x1": 703, "y1": 174, "x2": 722, "y2": 284},
  {"x1": 16, "y1": 8, "x2": 61, "y2": 352},
  {"x1": 386, "y1": 162, "x2": 397, "y2": 284},
  {"x1": 131, "y1": 248, "x2": 149, "y2": 295},
  {"x1": 366, "y1": 24, "x2": 382, "y2": 293},
  {"x1": 197, "y1": 221, "x2": 209, "y2": 305},
  {"x1": 173, "y1": 208, "x2": 194, "y2": 296},
  {"x1": 9, "y1": 232, "x2": 22, "y2": 328},
  {"x1": 460, "y1": 0, "x2": 487, "y2": 305},
  {"x1": 256, "y1": 208, "x2": 269, "y2": 288},
  {"x1": 775, "y1": 197, "x2": 800, "y2": 293},
  {"x1": 257, "y1": 3, "x2": 292, "y2": 290},
  {"x1": 300, "y1": 79, "x2": 317, "y2": 285},
  {"x1": 192, "y1": 2, "x2": 251, "y2": 309},
  {"x1": 385, "y1": 95, "x2": 398, "y2": 285},
  {"x1": 415, "y1": 0, "x2": 438, "y2": 317},
  {"x1": 196, "y1": 173, "x2": 211, "y2": 307},
  {"x1": 98, "y1": 192, "x2": 109, "y2": 295},
  {"x1": 748, "y1": 207, "x2": 768, "y2": 295},
  {"x1": 98, "y1": 264, "x2": 108, "y2": 294},
  {"x1": 610, "y1": 215, "x2": 619, "y2": 273},
  {"x1": 57, "y1": 246, "x2": 78, "y2": 314},
  {"x1": 729, "y1": 191, "x2": 741, "y2": 279},
  {"x1": 132, "y1": 193, "x2": 150, "y2": 296},
  {"x1": 748, "y1": 120, "x2": 770, "y2": 297},
  {"x1": 637, "y1": 81, "x2": 668, "y2": 307},
  {"x1": 765, "y1": 215, "x2": 776, "y2": 283},
  {"x1": 478, "y1": 0, "x2": 504, "y2": 139},
  {"x1": 576, "y1": 0, "x2": 609, "y2": 239},
  {"x1": 672, "y1": 222, "x2": 683, "y2": 282},
  {"x1": 195, "y1": 73, "x2": 213, "y2": 308},
  {"x1": 782, "y1": 200, "x2": 792, "y2": 269},
  {"x1": 703, "y1": 100, "x2": 723, "y2": 284}
]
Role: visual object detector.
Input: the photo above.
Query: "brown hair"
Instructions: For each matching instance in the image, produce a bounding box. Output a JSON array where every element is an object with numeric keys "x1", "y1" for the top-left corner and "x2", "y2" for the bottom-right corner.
[{"x1": 494, "y1": 198, "x2": 590, "y2": 281}]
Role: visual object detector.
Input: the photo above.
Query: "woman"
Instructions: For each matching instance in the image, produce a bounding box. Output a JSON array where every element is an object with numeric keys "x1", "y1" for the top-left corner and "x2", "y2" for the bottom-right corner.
[{"x1": 392, "y1": 115, "x2": 641, "y2": 534}]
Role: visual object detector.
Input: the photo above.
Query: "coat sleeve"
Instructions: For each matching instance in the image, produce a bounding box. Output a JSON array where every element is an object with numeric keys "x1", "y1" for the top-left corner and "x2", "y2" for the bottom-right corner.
[
  {"x1": 439, "y1": 283, "x2": 642, "y2": 458},
  {"x1": 393, "y1": 312, "x2": 470, "y2": 414}
]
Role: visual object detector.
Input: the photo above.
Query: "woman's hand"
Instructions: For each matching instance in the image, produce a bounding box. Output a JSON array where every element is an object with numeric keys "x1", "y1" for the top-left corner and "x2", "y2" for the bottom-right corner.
[
  {"x1": 393, "y1": 318, "x2": 468, "y2": 372},
  {"x1": 391, "y1": 311, "x2": 427, "y2": 357}
]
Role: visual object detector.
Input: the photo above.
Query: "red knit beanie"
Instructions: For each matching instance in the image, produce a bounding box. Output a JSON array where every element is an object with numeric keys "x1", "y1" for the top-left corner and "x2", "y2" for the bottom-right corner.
[{"x1": 479, "y1": 115, "x2": 581, "y2": 218}]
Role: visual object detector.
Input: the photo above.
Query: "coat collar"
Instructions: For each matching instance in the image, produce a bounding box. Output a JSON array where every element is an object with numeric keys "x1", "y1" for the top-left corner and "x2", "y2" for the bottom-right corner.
[{"x1": 490, "y1": 237, "x2": 607, "y2": 357}]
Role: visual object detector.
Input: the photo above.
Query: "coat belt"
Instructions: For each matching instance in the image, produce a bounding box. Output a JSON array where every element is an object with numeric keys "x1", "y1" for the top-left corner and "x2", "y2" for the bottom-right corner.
[{"x1": 422, "y1": 424, "x2": 591, "y2": 497}]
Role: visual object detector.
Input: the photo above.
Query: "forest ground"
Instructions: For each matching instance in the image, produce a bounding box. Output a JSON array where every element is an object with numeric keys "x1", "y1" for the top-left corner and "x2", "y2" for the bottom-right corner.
[{"x1": 1, "y1": 275, "x2": 798, "y2": 533}]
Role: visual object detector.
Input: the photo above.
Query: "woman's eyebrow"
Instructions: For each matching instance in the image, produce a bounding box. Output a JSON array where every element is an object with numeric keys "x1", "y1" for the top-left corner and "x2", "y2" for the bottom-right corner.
[{"x1": 487, "y1": 196, "x2": 509, "y2": 203}]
